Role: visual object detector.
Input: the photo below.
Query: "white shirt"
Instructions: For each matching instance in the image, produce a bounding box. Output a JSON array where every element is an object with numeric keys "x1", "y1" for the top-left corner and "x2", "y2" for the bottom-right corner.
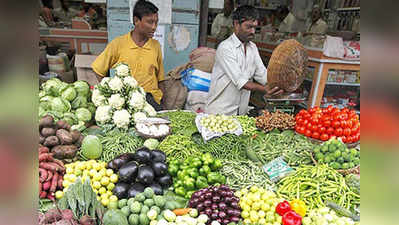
[
  {"x1": 211, "y1": 13, "x2": 233, "y2": 36},
  {"x1": 205, "y1": 33, "x2": 267, "y2": 116}
]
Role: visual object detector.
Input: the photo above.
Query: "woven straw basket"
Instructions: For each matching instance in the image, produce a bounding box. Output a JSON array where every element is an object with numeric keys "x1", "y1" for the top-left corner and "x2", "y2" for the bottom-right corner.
[{"x1": 267, "y1": 39, "x2": 308, "y2": 92}]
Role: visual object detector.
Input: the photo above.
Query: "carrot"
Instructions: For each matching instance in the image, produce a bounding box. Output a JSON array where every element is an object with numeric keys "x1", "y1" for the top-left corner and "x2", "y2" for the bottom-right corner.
[
  {"x1": 39, "y1": 168, "x2": 48, "y2": 183},
  {"x1": 39, "y1": 153, "x2": 54, "y2": 162},
  {"x1": 172, "y1": 208, "x2": 192, "y2": 216},
  {"x1": 46, "y1": 170, "x2": 53, "y2": 182},
  {"x1": 50, "y1": 172, "x2": 59, "y2": 193},
  {"x1": 39, "y1": 191, "x2": 47, "y2": 199},
  {"x1": 39, "y1": 162, "x2": 63, "y2": 172},
  {"x1": 42, "y1": 181, "x2": 51, "y2": 191}
]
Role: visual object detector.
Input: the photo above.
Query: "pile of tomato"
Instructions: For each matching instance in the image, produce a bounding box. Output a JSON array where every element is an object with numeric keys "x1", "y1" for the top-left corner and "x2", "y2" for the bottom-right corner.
[{"x1": 295, "y1": 106, "x2": 360, "y2": 143}]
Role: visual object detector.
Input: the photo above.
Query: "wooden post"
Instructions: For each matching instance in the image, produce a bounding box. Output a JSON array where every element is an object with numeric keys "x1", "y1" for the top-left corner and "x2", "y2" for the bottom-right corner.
[{"x1": 199, "y1": 0, "x2": 209, "y2": 46}]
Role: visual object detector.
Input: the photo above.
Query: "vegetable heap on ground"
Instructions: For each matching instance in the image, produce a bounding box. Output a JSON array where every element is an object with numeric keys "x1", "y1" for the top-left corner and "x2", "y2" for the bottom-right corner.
[
  {"x1": 39, "y1": 145, "x2": 65, "y2": 200},
  {"x1": 92, "y1": 63, "x2": 157, "y2": 131},
  {"x1": 256, "y1": 110, "x2": 295, "y2": 132}
]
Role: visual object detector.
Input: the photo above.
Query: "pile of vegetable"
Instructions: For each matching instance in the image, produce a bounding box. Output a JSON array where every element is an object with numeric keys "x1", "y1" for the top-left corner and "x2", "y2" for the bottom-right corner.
[
  {"x1": 277, "y1": 165, "x2": 360, "y2": 210},
  {"x1": 199, "y1": 114, "x2": 240, "y2": 133},
  {"x1": 159, "y1": 135, "x2": 201, "y2": 160},
  {"x1": 313, "y1": 138, "x2": 360, "y2": 170},
  {"x1": 39, "y1": 145, "x2": 65, "y2": 200},
  {"x1": 236, "y1": 186, "x2": 282, "y2": 224},
  {"x1": 57, "y1": 178, "x2": 106, "y2": 225},
  {"x1": 188, "y1": 185, "x2": 241, "y2": 225},
  {"x1": 255, "y1": 110, "x2": 295, "y2": 132},
  {"x1": 38, "y1": 208, "x2": 79, "y2": 225},
  {"x1": 39, "y1": 78, "x2": 94, "y2": 131},
  {"x1": 39, "y1": 115, "x2": 84, "y2": 162},
  {"x1": 92, "y1": 63, "x2": 157, "y2": 131},
  {"x1": 294, "y1": 106, "x2": 360, "y2": 143},
  {"x1": 157, "y1": 111, "x2": 197, "y2": 136},
  {"x1": 107, "y1": 148, "x2": 172, "y2": 198},
  {"x1": 274, "y1": 199, "x2": 307, "y2": 225},
  {"x1": 168, "y1": 153, "x2": 225, "y2": 199},
  {"x1": 302, "y1": 207, "x2": 359, "y2": 225},
  {"x1": 233, "y1": 115, "x2": 257, "y2": 137},
  {"x1": 136, "y1": 122, "x2": 170, "y2": 138},
  {"x1": 197, "y1": 134, "x2": 247, "y2": 161},
  {"x1": 62, "y1": 160, "x2": 119, "y2": 207}
]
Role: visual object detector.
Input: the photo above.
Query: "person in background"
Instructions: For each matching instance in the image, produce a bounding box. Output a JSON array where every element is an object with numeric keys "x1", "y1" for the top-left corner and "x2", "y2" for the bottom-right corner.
[
  {"x1": 40, "y1": 0, "x2": 55, "y2": 26},
  {"x1": 205, "y1": 5, "x2": 283, "y2": 116},
  {"x1": 53, "y1": 0, "x2": 78, "y2": 24},
  {"x1": 211, "y1": 0, "x2": 234, "y2": 45},
  {"x1": 306, "y1": 4, "x2": 328, "y2": 35},
  {"x1": 78, "y1": 3, "x2": 97, "y2": 19},
  {"x1": 272, "y1": 6, "x2": 289, "y2": 29},
  {"x1": 92, "y1": 0, "x2": 165, "y2": 111},
  {"x1": 279, "y1": 0, "x2": 313, "y2": 33}
]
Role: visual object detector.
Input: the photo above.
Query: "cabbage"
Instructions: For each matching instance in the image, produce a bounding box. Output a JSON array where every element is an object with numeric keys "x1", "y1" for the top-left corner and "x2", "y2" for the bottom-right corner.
[
  {"x1": 63, "y1": 112, "x2": 78, "y2": 125},
  {"x1": 81, "y1": 135, "x2": 102, "y2": 159},
  {"x1": 39, "y1": 101, "x2": 52, "y2": 111},
  {"x1": 74, "y1": 80, "x2": 90, "y2": 96},
  {"x1": 87, "y1": 102, "x2": 96, "y2": 115},
  {"x1": 76, "y1": 108, "x2": 92, "y2": 122},
  {"x1": 51, "y1": 97, "x2": 71, "y2": 112},
  {"x1": 143, "y1": 138, "x2": 159, "y2": 150},
  {"x1": 71, "y1": 95, "x2": 88, "y2": 109},
  {"x1": 71, "y1": 121, "x2": 86, "y2": 131},
  {"x1": 40, "y1": 95, "x2": 54, "y2": 103},
  {"x1": 61, "y1": 85, "x2": 77, "y2": 101},
  {"x1": 39, "y1": 106, "x2": 47, "y2": 118},
  {"x1": 103, "y1": 209, "x2": 128, "y2": 225},
  {"x1": 42, "y1": 78, "x2": 62, "y2": 96},
  {"x1": 39, "y1": 90, "x2": 46, "y2": 98}
]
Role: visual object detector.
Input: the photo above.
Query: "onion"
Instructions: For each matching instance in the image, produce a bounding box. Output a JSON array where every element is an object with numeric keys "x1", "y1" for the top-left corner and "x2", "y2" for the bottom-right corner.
[
  {"x1": 216, "y1": 218, "x2": 222, "y2": 223},
  {"x1": 226, "y1": 191, "x2": 233, "y2": 197},
  {"x1": 226, "y1": 208, "x2": 234, "y2": 215},
  {"x1": 205, "y1": 192, "x2": 213, "y2": 199},
  {"x1": 230, "y1": 201, "x2": 239, "y2": 209},
  {"x1": 197, "y1": 203, "x2": 205, "y2": 211},
  {"x1": 211, "y1": 203, "x2": 218, "y2": 210},
  {"x1": 204, "y1": 200, "x2": 212, "y2": 207},
  {"x1": 219, "y1": 202, "x2": 227, "y2": 211},
  {"x1": 205, "y1": 208, "x2": 212, "y2": 216},
  {"x1": 212, "y1": 195, "x2": 221, "y2": 203},
  {"x1": 232, "y1": 196, "x2": 240, "y2": 202},
  {"x1": 211, "y1": 212, "x2": 219, "y2": 219},
  {"x1": 193, "y1": 191, "x2": 201, "y2": 198},
  {"x1": 230, "y1": 216, "x2": 240, "y2": 222},
  {"x1": 223, "y1": 219, "x2": 230, "y2": 224},
  {"x1": 225, "y1": 196, "x2": 233, "y2": 203},
  {"x1": 199, "y1": 195, "x2": 205, "y2": 202},
  {"x1": 219, "y1": 211, "x2": 227, "y2": 218},
  {"x1": 220, "y1": 191, "x2": 228, "y2": 197},
  {"x1": 232, "y1": 209, "x2": 241, "y2": 217}
]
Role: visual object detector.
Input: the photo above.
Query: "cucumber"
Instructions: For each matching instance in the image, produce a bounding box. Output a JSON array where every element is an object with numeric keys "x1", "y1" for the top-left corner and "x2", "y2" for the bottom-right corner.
[{"x1": 326, "y1": 201, "x2": 360, "y2": 221}]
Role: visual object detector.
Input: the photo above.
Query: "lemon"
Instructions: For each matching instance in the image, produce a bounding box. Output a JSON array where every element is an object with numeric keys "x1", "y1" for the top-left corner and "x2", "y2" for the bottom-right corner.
[
  {"x1": 250, "y1": 186, "x2": 259, "y2": 193},
  {"x1": 93, "y1": 189, "x2": 98, "y2": 194},
  {"x1": 99, "y1": 187, "x2": 107, "y2": 194},
  {"x1": 109, "y1": 174, "x2": 118, "y2": 183},
  {"x1": 276, "y1": 216, "x2": 282, "y2": 224},
  {"x1": 93, "y1": 181, "x2": 101, "y2": 189},
  {"x1": 55, "y1": 191, "x2": 64, "y2": 199},
  {"x1": 85, "y1": 163, "x2": 92, "y2": 170},
  {"x1": 99, "y1": 168, "x2": 107, "y2": 176},
  {"x1": 107, "y1": 183, "x2": 115, "y2": 191},
  {"x1": 106, "y1": 169, "x2": 114, "y2": 177},
  {"x1": 241, "y1": 210, "x2": 250, "y2": 219},
  {"x1": 241, "y1": 188, "x2": 249, "y2": 195},
  {"x1": 89, "y1": 169, "x2": 97, "y2": 177},
  {"x1": 250, "y1": 211, "x2": 258, "y2": 220},
  {"x1": 243, "y1": 219, "x2": 251, "y2": 224},
  {"x1": 106, "y1": 190, "x2": 113, "y2": 197},
  {"x1": 261, "y1": 193, "x2": 269, "y2": 201},
  {"x1": 69, "y1": 174, "x2": 77, "y2": 183},
  {"x1": 88, "y1": 159, "x2": 96, "y2": 165},
  {"x1": 109, "y1": 195, "x2": 118, "y2": 202},
  {"x1": 100, "y1": 162, "x2": 107, "y2": 168},
  {"x1": 252, "y1": 201, "x2": 261, "y2": 211},
  {"x1": 261, "y1": 203, "x2": 270, "y2": 212},
  {"x1": 258, "y1": 210, "x2": 266, "y2": 218},
  {"x1": 101, "y1": 193, "x2": 109, "y2": 200},
  {"x1": 96, "y1": 196, "x2": 101, "y2": 201},
  {"x1": 100, "y1": 177, "x2": 110, "y2": 186},
  {"x1": 258, "y1": 218, "x2": 266, "y2": 224},
  {"x1": 66, "y1": 167, "x2": 74, "y2": 174},
  {"x1": 242, "y1": 204, "x2": 251, "y2": 212},
  {"x1": 74, "y1": 169, "x2": 82, "y2": 176},
  {"x1": 93, "y1": 162, "x2": 101, "y2": 171},
  {"x1": 93, "y1": 173, "x2": 102, "y2": 181},
  {"x1": 234, "y1": 190, "x2": 242, "y2": 198},
  {"x1": 253, "y1": 193, "x2": 261, "y2": 201},
  {"x1": 101, "y1": 198, "x2": 109, "y2": 206}
]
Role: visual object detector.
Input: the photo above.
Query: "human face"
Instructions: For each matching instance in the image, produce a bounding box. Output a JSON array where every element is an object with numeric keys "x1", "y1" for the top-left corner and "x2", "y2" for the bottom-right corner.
[
  {"x1": 223, "y1": 0, "x2": 233, "y2": 17},
  {"x1": 134, "y1": 13, "x2": 158, "y2": 39},
  {"x1": 234, "y1": 19, "x2": 258, "y2": 43},
  {"x1": 312, "y1": 8, "x2": 321, "y2": 23}
]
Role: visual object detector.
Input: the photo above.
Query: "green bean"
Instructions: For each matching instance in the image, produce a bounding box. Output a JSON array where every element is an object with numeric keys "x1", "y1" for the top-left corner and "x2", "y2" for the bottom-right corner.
[
  {"x1": 157, "y1": 111, "x2": 197, "y2": 136},
  {"x1": 98, "y1": 130, "x2": 143, "y2": 162},
  {"x1": 233, "y1": 115, "x2": 257, "y2": 137},
  {"x1": 159, "y1": 134, "x2": 201, "y2": 161}
]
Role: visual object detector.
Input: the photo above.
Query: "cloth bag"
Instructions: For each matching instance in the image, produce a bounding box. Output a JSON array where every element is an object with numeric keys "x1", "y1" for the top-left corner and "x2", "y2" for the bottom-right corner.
[{"x1": 159, "y1": 64, "x2": 190, "y2": 110}]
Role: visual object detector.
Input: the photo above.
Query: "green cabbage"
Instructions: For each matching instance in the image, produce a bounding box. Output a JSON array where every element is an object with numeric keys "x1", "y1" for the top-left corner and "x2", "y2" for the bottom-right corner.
[
  {"x1": 61, "y1": 85, "x2": 77, "y2": 101},
  {"x1": 39, "y1": 101, "x2": 52, "y2": 111},
  {"x1": 71, "y1": 121, "x2": 86, "y2": 132},
  {"x1": 63, "y1": 112, "x2": 78, "y2": 125},
  {"x1": 74, "y1": 80, "x2": 90, "y2": 96},
  {"x1": 39, "y1": 90, "x2": 46, "y2": 98},
  {"x1": 42, "y1": 78, "x2": 62, "y2": 96},
  {"x1": 143, "y1": 138, "x2": 159, "y2": 150},
  {"x1": 71, "y1": 95, "x2": 88, "y2": 109},
  {"x1": 81, "y1": 135, "x2": 102, "y2": 160},
  {"x1": 39, "y1": 106, "x2": 47, "y2": 118},
  {"x1": 87, "y1": 102, "x2": 96, "y2": 115},
  {"x1": 51, "y1": 97, "x2": 71, "y2": 112},
  {"x1": 75, "y1": 108, "x2": 92, "y2": 122}
]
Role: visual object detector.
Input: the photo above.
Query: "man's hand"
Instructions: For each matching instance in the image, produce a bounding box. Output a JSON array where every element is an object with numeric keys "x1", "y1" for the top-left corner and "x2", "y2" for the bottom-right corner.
[{"x1": 264, "y1": 84, "x2": 284, "y2": 97}]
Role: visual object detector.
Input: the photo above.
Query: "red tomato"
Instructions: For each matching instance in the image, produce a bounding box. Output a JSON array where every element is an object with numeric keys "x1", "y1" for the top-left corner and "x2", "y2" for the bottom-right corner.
[
  {"x1": 351, "y1": 114, "x2": 360, "y2": 120},
  {"x1": 299, "y1": 109, "x2": 307, "y2": 115},
  {"x1": 340, "y1": 136, "x2": 348, "y2": 143},
  {"x1": 332, "y1": 120, "x2": 341, "y2": 128},
  {"x1": 346, "y1": 120, "x2": 353, "y2": 128},
  {"x1": 342, "y1": 108, "x2": 350, "y2": 113},
  {"x1": 305, "y1": 129, "x2": 312, "y2": 137},
  {"x1": 322, "y1": 108, "x2": 329, "y2": 114},
  {"x1": 320, "y1": 133, "x2": 329, "y2": 141},
  {"x1": 341, "y1": 113, "x2": 349, "y2": 120},
  {"x1": 295, "y1": 126, "x2": 301, "y2": 133},
  {"x1": 311, "y1": 125, "x2": 318, "y2": 132},
  {"x1": 335, "y1": 127, "x2": 343, "y2": 136},
  {"x1": 333, "y1": 113, "x2": 342, "y2": 121},
  {"x1": 343, "y1": 128, "x2": 351, "y2": 136},
  {"x1": 356, "y1": 133, "x2": 360, "y2": 141},
  {"x1": 327, "y1": 127, "x2": 335, "y2": 135},
  {"x1": 297, "y1": 118, "x2": 304, "y2": 126},
  {"x1": 346, "y1": 136, "x2": 353, "y2": 143},
  {"x1": 303, "y1": 119, "x2": 309, "y2": 126},
  {"x1": 303, "y1": 113, "x2": 311, "y2": 120},
  {"x1": 299, "y1": 126, "x2": 306, "y2": 134},
  {"x1": 340, "y1": 120, "x2": 348, "y2": 128},
  {"x1": 311, "y1": 118, "x2": 319, "y2": 125},
  {"x1": 307, "y1": 123, "x2": 312, "y2": 130},
  {"x1": 323, "y1": 120, "x2": 332, "y2": 128},
  {"x1": 318, "y1": 126, "x2": 326, "y2": 134},
  {"x1": 295, "y1": 115, "x2": 302, "y2": 121},
  {"x1": 312, "y1": 132, "x2": 320, "y2": 139},
  {"x1": 322, "y1": 115, "x2": 331, "y2": 121}
]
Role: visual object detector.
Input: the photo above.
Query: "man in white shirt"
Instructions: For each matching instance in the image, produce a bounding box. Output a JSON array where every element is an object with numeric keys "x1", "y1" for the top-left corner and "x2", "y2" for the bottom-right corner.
[
  {"x1": 279, "y1": 0, "x2": 313, "y2": 33},
  {"x1": 205, "y1": 5, "x2": 283, "y2": 116},
  {"x1": 211, "y1": 0, "x2": 234, "y2": 37}
]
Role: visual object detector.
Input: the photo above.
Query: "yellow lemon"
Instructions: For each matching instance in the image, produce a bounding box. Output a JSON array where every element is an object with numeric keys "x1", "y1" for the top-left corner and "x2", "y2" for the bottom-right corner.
[
  {"x1": 85, "y1": 162, "x2": 92, "y2": 170},
  {"x1": 66, "y1": 167, "x2": 74, "y2": 174},
  {"x1": 107, "y1": 183, "x2": 115, "y2": 191},
  {"x1": 96, "y1": 196, "x2": 101, "y2": 201},
  {"x1": 258, "y1": 218, "x2": 266, "y2": 224},
  {"x1": 106, "y1": 169, "x2": 114, "y2": 177},
  {"x1": 69, "y1": 174, "x2": 77, "y2": 183},
  {"x1": 241, "y1": 188, "x2": 249, "y2": 195},
  {"x1": 55, "y1": 191, "x2": 64, "y2": 199},
  {"x1": 100, "y1": 162, "x2": 107, "y2": 168},
  {"x1": 250, "y1": 186, "x2": 259, "y2": 193},
  {"x1": 99, "y1": 187, "x2": 107, "y2": 194},
  {"x1": 101, "y1": 193, "x2": 108, "y2": 200},
  {"x1": 93, "y1": 181, "x2": 101, "y2": 189},
  {"x1": 74, "y1": 169, "x2": 82, "y2": 177},
  {"x1": 109, "y1": 174, "x2": 118, "y2": 183},
  {"x1": 262, "y1": 193, "x2": 269, "y2": 201},
  {"x1": 261, "y1": 203, "x2": 270, "y2": 212},
  {"x1": 93, "y1": 162, "x2": 101, "y2": 171},
  {"x1": 250, "y1": 211, "x2": 259, "y2": 221},
  {"x1": 89, "y1": 169, "x2": 97, "y2": 177},
  {"x1": 109, "y1": 195, "x2": 118, "y2": 202},
  {"x1": 101, "y1": 198, "x2": 109, "y2": 206},
  {"x1": 106, "y1": 190, "x2": 113, "y2": 197},
  {"x1": 243, "y1": 219, "x2": 251, "y2": 224},
  {"x1": 93, "y1": 173, "x2": 102, "y2": 181},
  {"x1": 99, "y1": 168, "x2": 106, "y2": 176},
  {"x1": 252, "y1": 201, "x2": 261, "y2": 211},
  {"x1": 242, "y1": 204, "x2": 251, "y2": 212},
  {"x1": 241, "y1": 210, "x2": 250, "y2": 219},
  {"x1": 100, "y1": 177, "x2": 110, "y2": 186},
  {"x1": 258, "y1": 210, "x2": 266, "y2": 218}
]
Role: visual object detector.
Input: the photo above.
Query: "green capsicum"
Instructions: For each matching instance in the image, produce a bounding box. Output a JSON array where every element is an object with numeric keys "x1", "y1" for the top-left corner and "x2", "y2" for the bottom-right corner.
[
  {"x1": 183, "y1": 177, "x2": 196, "y2": 190},
  {"x1": 173, "y1": 180, "x2": 184, "y2": 189},
  {"x1": 168, "y1": 164, "x2": 179, "y2": 176},
  {"x1": 175, "y1": 186, "x2": 186, "y2": 197},
  {"x1": 177, "y1": 170, "x2": 187, "y2": 180},
  {"x1": 210, "y1": 159, "x2": 223, "y2": 170},
  {"x1": 185, "y1": 191, "x2": 195, "y2": 199},
  {"x1": 201, "y1": 153, "x2": 214, "y2": 165},
  {"x1": 191, "y1": 158, "x2": 202, "y2": 168},
  {"x1": 196, "y1": 176, "x2": 208, "y2": 189},
  {"x1": 188, "y1": 170, "x2": 199, "y2": 178},
  {"x1": 199, "y1": 165, "x2": 211, "y2": 176},
  {"x1": 207, "y1": 172, "x2": 225, "y2": 184}
]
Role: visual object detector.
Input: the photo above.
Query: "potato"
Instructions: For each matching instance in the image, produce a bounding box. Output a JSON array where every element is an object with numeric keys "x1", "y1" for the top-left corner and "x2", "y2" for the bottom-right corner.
[
  {"x1": 70, "y1": 130, "x2": 81, "y2": 143},
  {"x1": 41, "y1": 127, "x2": 56, "y2": 137},
  {"x1": 56, "y1": 120, "x2": 71, "y2": 131},
  {"x1": 56, "y1": 129, "x2": 73, "y2": 145},
  {"x1": 43, "y1": 136, "x2": 59, "y2": 147},
  {"x1": 39, "y1": 135, "x2": 45, "y2": 144},
  {"x1": 75, "y1": 134, "x2": 85, "y2": 147},
  {"x1": 39, "y1": 115, "x2": 54, "y2": 129},
  {"x1": 51, "y1": 145, "x2": 78, "y2": 159}
]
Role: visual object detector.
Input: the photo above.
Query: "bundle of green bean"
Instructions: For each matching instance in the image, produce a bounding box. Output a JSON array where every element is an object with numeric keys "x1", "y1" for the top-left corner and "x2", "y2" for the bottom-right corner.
[
  {"x1": 198, "y1": 134, "x2": 247, "y2": 160},
  {"x1": 233, "y1": 115, "x2": 257, "y2": 137},
  {"x1": 157, "y1": 111, "x2": 197, "y2": 136},
  {"x1": 158, "y1": 134, "x2": 201, "y2": 161},
  {"x1": 249, "y1": 131, "x2": 314, "y2": 166},
  {"x1": 98, "y1": 130, "x2": 144, "y2": 162},
  {"x1": 277, "y1": 165, "x2": 360, "y2": 210},
  {"x1": 220, "y1": 159, "x2": 274, "y2": 190}
]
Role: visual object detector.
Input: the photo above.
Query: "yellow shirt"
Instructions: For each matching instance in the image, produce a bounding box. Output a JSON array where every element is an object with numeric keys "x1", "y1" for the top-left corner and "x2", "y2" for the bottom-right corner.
[{"x1": 92, "y1": 31, "x2": 165, "y2": 104}]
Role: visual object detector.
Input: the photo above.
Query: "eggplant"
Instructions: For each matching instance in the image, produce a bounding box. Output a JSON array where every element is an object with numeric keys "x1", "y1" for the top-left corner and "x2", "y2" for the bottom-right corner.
[
  {"x1": 148, "y1": 183, "x2": 163, "y2": 195},
  {"x1": 157, "y1": 174, "x2": 172, "y2": 187},
  {"x1": 152, "y1": 162, "x2": 168, "y2": 177},
  {"x1": 127, "y1": 183, "x2": 145, "y2": 198},
  {"x1": 112, "y1": 182, "x2": 130, "y2": 199},
  {"x1": 107, "y1": 160, "x2": 117, "y2": 171},
  {"x1": 111, "y1": 153, "x2": 135, "y2": 170},
  {"x1": 134, "y1": 147, "x2": 151, "y2": 164},
  {"x1": 118, "y1": 161, "x2": 139, "y2": 182},
  {"x1": 150, "y1": 150, "x2": 166, "y2": 162},
  {"x1": 137, "y1": 165, "x2": 155, "y2": 184}
]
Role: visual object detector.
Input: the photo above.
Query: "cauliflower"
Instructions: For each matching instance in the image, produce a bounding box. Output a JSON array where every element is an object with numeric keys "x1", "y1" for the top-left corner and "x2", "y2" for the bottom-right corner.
[
  {"x1": 144, "y1": 103, "x2": 157, "y2": 117},
  {"x1": 113, "y1": 109, "x2": 131, "y2": 129},
  {"x1": 100, "y1": 77, "x2": 110, "y2": 86},
  {"x1": 129, "y1": 91, "x2": 146, "y2": 109},
  {"x1": 123, "y1": 76, "x2": 138, "y2": 88},
  {"x1": 95, "y1": 105, "x2": 112, "y2": 123},
  {"x1": 108, "y1": 76, "x2": 124, "y2": 92},
  {"x1": 108, "y1": 94, "x2": 125, "y2": 109},
  {"x1": 133, "y1": 112, "x2": 147, "y2": 123},
  {"x1": 115, "y1": 63, "x2": 130, "y2": 77},
  {"x1": 139, "y1": 86, "x2": 146, "y2": 95},
  {"x1": 158, "y1": 124, "x2": 169, "y2": 135},
  {"x1": 92, "y1": 88, "x2": 107, "y2": 107}
]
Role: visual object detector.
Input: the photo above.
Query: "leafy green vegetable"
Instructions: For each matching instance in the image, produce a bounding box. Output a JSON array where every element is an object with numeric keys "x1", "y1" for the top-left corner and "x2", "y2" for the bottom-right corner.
[
  {"x1": 73, "y1": 80, "x2": 90, "y2": 96},
  {"x1": 76, "y1": 108, "x2": 92, "y2": 122},
  {"x1": 51, "y1": 97, "x2": 71, "y2": 112},
  {"x1": 61, "y1": 85, "x2": 77, "y2": 101},
  {"x1": 71, "y1": 95, "x2": 88, "y2": 109}
]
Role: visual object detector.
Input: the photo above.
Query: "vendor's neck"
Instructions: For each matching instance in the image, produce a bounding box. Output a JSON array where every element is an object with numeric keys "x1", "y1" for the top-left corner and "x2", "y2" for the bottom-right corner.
[{"x1": 131, "y1": 29, "x2": 149, "y2": 47}]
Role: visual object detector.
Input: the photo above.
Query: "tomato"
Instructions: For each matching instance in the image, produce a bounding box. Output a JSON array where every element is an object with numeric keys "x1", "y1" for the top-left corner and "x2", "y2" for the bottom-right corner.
[
  {"x1": 307, "y1": 123, "x2": 312, "y2": 130},
  {"x1": 295, "y1": 126, "x2": 301, "y2": 133},
  {"x1": 342, "y1": 108, "x2": 350, "y2": 113},
  {"x1": 297, "y1": 118, "x2": 304, "y2": 126},
  {"x1": 312, "y1": 132, "x2": 320, "y2": 139},
  {"x1": 333, "y1": 113, "x2": 342, "y2": 121},
  {"x1": 332, "y1": 120, "x2": 341, "y2": 128},
  {"x1": 335, "y1": 127, "x2": 343, "y2": 136},
  {"x1": 305, "y1": 129, "x2": 312, "y2": 137},
  {"x1": 356, "y1": 133, "x2": 360, "y2": 141},
  {"x1": 346, "y1": 120, "x2": 353, "y2": 128},
  {"x1": 299, "y1": 109, "x2": 307, "y2": 116},
  {"x1": 322, "y1": 108, "x2": 329, "y2": 114},
  {"x1": 303, "y1": 113, "x2": 311, "y2": 120},
  {"x1": 295, "y1": 115, "x2": 302, "y2": 121},
  {"x1": 346, "y1": 136, "x2": 353, "y2": 143},
  {"x1": 311, "y1": 125, "x2": 318, "y2": 132},
  {"x1": 340, "y1": 120, "x2": 348, "y2": 128},
  {"x1": 323, "y1": 120, "x2": 332, "y2": 128},
  {"x1": 340, "y1": 136, "x2": 348, "y2": 143},
  {"x1": 327, "y1": 127, "x2": 335, "y2": 135},
  {"x1": 303, "y1": 119, "x2": 309, "y2": 126},
  {"x1": 343, "y1": 128, "x2": 351, "y2": 136},
  {"x1": 311, "y1": 117, "x2": 319, "y2": 125},
  {"x1": 327, "y1": 105, "x2": 334, "y2": 113},
  {"x1": 322, "y1": 115, "x2": 331, "y2": 121},
  {"x1": 351, "y1": 114, "x2": 360, "y2": 120},
  {"x1": 320, "y1": 133, "x2": 329, "y2": 141},
  {"x1": 299, "y1": 126, "x2": 306, "y2": 134},
  {"x1": 341, "y1": 113, "x2": 349, "y2": 120},
  {"x1": 318, "y1": 126, "x2": 326, "y2": 134}
]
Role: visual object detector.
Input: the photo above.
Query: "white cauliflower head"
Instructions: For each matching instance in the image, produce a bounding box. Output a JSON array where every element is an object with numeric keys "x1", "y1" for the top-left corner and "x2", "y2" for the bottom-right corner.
[
  {"x1": 129, "y1": 91, "x2": 146, "y2": 109},
  {"x1": 95, "y1": 105, "x2": 112, "y2": 124},
  {"x1": 108, "y1": 76, "x2": 124, "y2": 92},
  {"x1": 138, "y1": 86, "x2": 146, "y2": 95},
  {"x1": 115, "y1": 63, "x2": 130, "y2": 77},
  {"x1": 108, "y1": 94, "x2": 125, "y2": 110},
  {"x1": 92, "y1": 88, "x2": 107, "y2": 107},
  {"x1": 112, "y1": 109, "x2": 131, "y2": 129},
  {"x1": 143, "y1": 103, "x2": 157, "y2": 117},
  {"x1": 133, "y1": 112, "x2": 147, "y2": 123},
  {"x1": 100, "y1": 77, "x2": 110, "y2": 86},
  {"x1": 123, "y1": 76, "x2": 138, "y2": 88}
]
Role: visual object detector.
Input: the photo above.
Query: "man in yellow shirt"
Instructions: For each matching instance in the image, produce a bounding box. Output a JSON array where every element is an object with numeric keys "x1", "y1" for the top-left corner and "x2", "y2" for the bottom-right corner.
[{"x1": 92, "y1": 0, "x2": 164, "y2": 110}]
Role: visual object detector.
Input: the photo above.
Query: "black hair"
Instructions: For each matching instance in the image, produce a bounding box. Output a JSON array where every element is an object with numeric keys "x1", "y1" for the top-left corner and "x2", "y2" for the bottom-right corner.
[
  {"x1": 41, "y1": 0, "x2": 53, "y2": 9},
  {"x1": 226, "y1": 0, "x2": 235, "y2": 6},
  {"x1": 133, "y1": 0, "x2": 159, "y2": 24},
  {"x1": 232, "y1": 5, "x2": 258, "y2": 24}
]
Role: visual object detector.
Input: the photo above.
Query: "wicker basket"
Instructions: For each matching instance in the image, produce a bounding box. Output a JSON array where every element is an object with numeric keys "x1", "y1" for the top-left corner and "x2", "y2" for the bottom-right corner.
[{"x1": 267, "y1": 39, "x2": 308, "y2": 92}]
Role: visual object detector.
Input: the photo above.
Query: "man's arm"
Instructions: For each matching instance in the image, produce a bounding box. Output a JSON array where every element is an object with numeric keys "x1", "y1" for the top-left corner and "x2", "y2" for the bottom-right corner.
[{"x1": 243, "y1": 82, "x2": 283, "y2": 96}]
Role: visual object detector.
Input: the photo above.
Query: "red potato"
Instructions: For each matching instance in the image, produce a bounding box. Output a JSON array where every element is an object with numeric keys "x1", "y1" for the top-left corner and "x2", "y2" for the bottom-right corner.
[
  {"x1": 39, "y1": 153, "x2": 54, "y2": 162},
  {"x1": 39, "y1": 191, "x2": 47, "y2": 199},
  {"x1": 41, "y1": 127, "x2": 56, "y2": 137},
  {"x1": 56, "y1": 129, "x2": 73, "y2": 145},
  {"x1": 46, "y1": 170, "x2": 53, "y2": 182},
  {"x1": 42, "y1": 181, "x2": 51, "y2": 191},
  {"x1": 56, "y1": 120, "x2": 71, "y2": 131},
  {"x1": 39, "y1": 168, "x2": 48, "y2": 183},
  {"x1": 39, "y1": 162, "x2": 64, "y2": 172},
  {"x1": 50, "y1": 172, "x2": 59, "y2": 193},
  {"x1": 44, "y1": 136, "x2": 60, "y2": 147},
  {"x1": 39, "y1": 146, "x2": 50, "y2": 154}
]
